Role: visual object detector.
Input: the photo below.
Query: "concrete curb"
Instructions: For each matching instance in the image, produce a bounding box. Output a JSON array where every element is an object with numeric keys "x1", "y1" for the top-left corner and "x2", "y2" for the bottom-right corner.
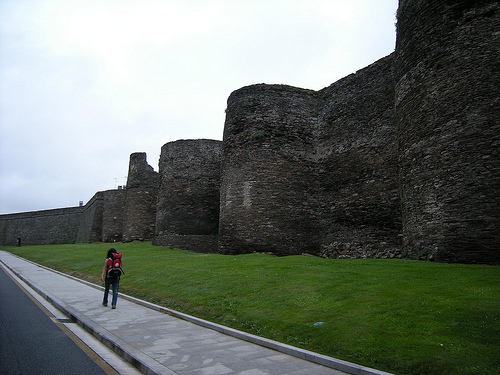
[
  {"x1": 0, "y1": 258, "x2": 174, "y2": 375},
  {"x1": 1, "y1": 253, "x2": 393, "y2": 375}
]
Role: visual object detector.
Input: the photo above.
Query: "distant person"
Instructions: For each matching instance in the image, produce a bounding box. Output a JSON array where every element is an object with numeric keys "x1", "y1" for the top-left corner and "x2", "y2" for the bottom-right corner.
[{"x1": 101, "y1": 248, "x2": 123, "y2": 309}]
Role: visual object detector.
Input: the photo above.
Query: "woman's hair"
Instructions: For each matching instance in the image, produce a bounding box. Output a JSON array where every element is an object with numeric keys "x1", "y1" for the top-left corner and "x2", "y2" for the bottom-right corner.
[{"x1": 106, "y1": 248, "x2": 117, "y2": 258}]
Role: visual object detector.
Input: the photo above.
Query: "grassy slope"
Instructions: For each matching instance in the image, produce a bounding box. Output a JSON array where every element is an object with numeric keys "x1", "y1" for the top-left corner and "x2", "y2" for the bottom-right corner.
[{"x1": 3, "y1": 242, "x2": 499, "y2": 375}]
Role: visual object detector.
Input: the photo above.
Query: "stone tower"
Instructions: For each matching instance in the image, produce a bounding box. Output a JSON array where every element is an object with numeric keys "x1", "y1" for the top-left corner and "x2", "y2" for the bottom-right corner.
[
  {"x1": 218, "y1": 58, "x2": 402, "y2": 258},
  {"x1": 395, "y1": 0, "x2": 500, "y2": 262},
  {"x1": 122, "y1": 152, "x2": 159, "y2": 241},
  {"x1": 219, "y1": 84, "x2": 321, "y2": 255},
  {"x1": 154, "y1": 139, "x2": 222, "y2": 252}
]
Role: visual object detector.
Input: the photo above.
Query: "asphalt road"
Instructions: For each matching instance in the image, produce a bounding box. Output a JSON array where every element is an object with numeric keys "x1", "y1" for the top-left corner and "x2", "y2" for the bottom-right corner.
[{"x1": 0, "y1": 266, "x2": 111, "y2": 375}]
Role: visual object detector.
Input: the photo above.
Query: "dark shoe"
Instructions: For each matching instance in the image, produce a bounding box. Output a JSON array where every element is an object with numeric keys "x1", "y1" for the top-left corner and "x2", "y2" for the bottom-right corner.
[
  {"x1": 112, "y1": 305, "x2": 116, "y2": 309},
  {"x1": 102, "y1": 302, "x2": 107, "y2": 307}
]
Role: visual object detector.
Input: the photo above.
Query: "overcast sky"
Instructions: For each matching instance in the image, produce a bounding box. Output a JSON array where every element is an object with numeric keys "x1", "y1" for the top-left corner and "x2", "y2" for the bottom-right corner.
[{"x1": 0, "y1": 0, "x2": 397, "y2": 214}]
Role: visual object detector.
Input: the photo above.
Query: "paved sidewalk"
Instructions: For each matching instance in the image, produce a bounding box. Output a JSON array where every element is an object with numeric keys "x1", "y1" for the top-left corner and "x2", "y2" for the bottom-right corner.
[{"x1": 0, "y1": 251, "x2": 391, "y2": 375}]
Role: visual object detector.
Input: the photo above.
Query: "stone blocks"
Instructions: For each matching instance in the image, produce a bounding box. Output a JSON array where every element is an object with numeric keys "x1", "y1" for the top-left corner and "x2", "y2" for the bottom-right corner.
[
  {"x1": 1, "y1": 0, "x2": 498, "y2": 264},
  {"x1": 154, "y1": 139, "x2": 222, "y2": 253},
  {"x1": 395, "y1": 0, "x2": 500, "y2": 262}
]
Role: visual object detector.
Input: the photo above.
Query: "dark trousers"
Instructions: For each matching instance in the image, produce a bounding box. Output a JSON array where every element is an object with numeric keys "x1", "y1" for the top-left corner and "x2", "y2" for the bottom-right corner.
[{"x1": 103, "y1": 277, "x2": 119, "y2": 306}]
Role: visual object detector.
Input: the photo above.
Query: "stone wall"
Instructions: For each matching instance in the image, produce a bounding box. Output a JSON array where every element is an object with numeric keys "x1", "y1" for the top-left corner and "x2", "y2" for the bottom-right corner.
[
  {"x1": 122, "y1": 153, "x2": 159, "y2": 242},
  {"x1": 0, "y1": 207, "x2": 83, "y2": 246},
  {"x1": 0, "y1": 189, "x2": 127, "y2": 246},
  {"x1": 219, "y1": 84, "x2": 321, "y2": 255},
  {"x1": 0, "y1": 155, "x2": 150, "y2": 246},
  {"x1": 101, "y1": 189, "x2": 125, "y2": 242},
  {"x1": 153, "y1": 139, "x2": 221, "y2": 253},
  {"x1": 1, "y1": 0, "x2": 498, "y2": 264},
  {"x1": 218, "y1": 55, "x2": 401, "y2": 258},
  {"x1": 317, "y1": 54, "x2": 401, "y2": 259},
  {"x1": 395, "y1": 0, "x2": 500, "y2": 263},
  {"x1": 76, "y1": 191, "x2": 104, "y2": 243}
]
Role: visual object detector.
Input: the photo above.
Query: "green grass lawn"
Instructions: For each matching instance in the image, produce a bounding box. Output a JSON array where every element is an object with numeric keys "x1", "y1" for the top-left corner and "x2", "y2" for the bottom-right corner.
[{"x1": 3, "y1": 242, "x2": 499, "y2": 375}]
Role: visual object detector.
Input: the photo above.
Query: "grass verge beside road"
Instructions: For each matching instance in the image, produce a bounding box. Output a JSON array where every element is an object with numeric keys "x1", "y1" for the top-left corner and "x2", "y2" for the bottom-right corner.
[{"x1": 3, "y1": 242, "x2": 499, "y2": 375}]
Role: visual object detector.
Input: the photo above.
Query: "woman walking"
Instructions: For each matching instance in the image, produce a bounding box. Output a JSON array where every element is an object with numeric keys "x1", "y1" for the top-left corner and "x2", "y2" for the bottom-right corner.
[{"x1": 101, "y1": 248, "x2": 122, "y2": 309}]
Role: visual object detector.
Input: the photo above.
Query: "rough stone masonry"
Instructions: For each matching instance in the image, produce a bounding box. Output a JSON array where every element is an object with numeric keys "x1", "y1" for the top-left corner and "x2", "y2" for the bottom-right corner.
[{"x1": 1, "y1": 0, "x2": 498, "y2": 264}]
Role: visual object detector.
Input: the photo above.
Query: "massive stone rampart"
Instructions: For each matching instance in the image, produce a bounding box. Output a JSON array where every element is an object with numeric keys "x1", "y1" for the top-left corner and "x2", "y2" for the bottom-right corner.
[
  {"x1": 219, "y1": 55, "x2": 401, "y2": 258},
  {"x1": 122, "y1": 152, "x2": 159, "y2": 242},
  {"x1": 0, "y1": 207, "x2": 83, "y2": 246},
  {"x1": 0, "y1": 153, "x2": 158, "y2": 247},
  {"x1": 0, "y1": 189, "x2": 127, "y2": 246},
  {"x1": 76, "y1": 191, "x2": 104, "y2": 243},
  {"x1": 395, "y1": 0, "x2": 500, "y2": 263},
  {"x1": 219, "y1": 84, "x2": 321, "y2": 255},
  {"x1": 153, "y1": 139, "x2": 221, "y2": 252},
  {"x1": 317, "y1": 54, "x2": 401, "y2": 259},
  {"x1": 0, "y1": 0, "x2": 498, "y2": 264},
  {"x1": 101, "y1": 189, "x2": 126, "y2": 242}
]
